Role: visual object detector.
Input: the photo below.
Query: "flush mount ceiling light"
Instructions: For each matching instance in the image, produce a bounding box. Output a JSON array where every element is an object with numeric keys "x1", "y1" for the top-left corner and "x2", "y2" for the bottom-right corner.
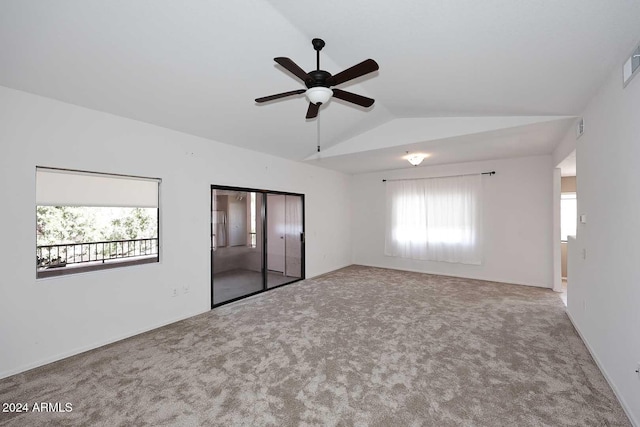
[{"x1": 405, "y1": 152, "x2": 428, "y2": 166}]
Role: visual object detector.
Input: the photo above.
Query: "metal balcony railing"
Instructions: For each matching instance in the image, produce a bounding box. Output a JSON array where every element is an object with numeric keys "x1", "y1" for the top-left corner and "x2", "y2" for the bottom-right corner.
[{"x1": 37, "y1": 238, "x2": 159, "y2": 269}]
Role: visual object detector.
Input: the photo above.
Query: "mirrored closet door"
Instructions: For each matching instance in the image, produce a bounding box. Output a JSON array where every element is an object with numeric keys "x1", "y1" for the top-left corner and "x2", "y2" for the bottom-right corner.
[
  {"x1": 211, "y1": 186, "x2": 304, "y2": 307},
  {"x1": 266, "y1": 194, "x2": 303, "y2": 288}
]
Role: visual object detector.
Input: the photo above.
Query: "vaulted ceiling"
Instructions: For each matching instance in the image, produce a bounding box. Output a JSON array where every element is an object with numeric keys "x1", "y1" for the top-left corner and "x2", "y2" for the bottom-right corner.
[{"x1": 1, "y1": 1, "x2": 639, "y2": 173}]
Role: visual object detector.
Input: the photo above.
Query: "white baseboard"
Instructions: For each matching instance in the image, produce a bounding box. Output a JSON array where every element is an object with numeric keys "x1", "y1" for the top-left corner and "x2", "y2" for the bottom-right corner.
[
  {"x1": 307, "y1": 263, "x2": 353, "y2": 280},
  {"x1": 0, "y1": 308, "x2": 210, "y2": 380},
  {"x1": 353, "y1": 262, "x2": 552, "y2": 289},
  {"x1": 565, "y1": 311, "x2": 637, "y2": 427}
]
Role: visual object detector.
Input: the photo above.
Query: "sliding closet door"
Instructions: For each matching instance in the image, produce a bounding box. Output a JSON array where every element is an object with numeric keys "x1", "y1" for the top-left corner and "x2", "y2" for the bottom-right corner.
[
  {"x1": 211, "y1": 186, "x2": 304, "y2": 308},
  {"x1": 267, "y1": 194, "x2": 303, "y2": 288},
  {"x1": 212, "y1": 189, "x2": 264, "y2": 305},
  {"x1": 284, "y1": 195, "x2": 303, "y2": 279},
  {"x1": 266, "y1": 194, "x2": 285, "y2": 273}
]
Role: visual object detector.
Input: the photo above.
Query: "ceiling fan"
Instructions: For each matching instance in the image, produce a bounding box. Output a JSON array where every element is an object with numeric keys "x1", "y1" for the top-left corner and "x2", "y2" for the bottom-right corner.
[{"x1": 255, "y1": 38, "x2": 379, "y2": 119}]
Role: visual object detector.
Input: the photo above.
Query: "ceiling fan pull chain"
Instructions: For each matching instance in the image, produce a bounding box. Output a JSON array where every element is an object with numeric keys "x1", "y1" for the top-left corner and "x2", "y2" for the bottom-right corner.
[{"x1": 317, "y1": 113, "x2": 321, "y2": 152}]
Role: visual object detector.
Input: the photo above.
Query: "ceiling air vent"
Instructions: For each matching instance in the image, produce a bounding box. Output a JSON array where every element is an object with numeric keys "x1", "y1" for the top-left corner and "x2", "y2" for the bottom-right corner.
[
  {"x1": 623, "y1": 42, "x2": 640, "y2": 87},
  {"x1": 576, "y1": 118, "x2": 584, "y2": 139}
]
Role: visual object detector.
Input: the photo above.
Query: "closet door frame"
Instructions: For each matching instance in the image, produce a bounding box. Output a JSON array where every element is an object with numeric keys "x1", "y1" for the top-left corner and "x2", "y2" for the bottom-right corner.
[{"x1": 210, "y1": 184, "x2": 305, "y2": 309}]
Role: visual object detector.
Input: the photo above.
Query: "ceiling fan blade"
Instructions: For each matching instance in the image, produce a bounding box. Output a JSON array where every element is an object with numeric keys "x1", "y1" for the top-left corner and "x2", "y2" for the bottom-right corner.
[
  {"x1": 255, "y1": 89, "x2": 305, "y2": 103},
  {"x1": 306, "y1": 102, "x2": 320, "y2": 119},
  {"x1": 332, "y1": 89, "x2": 375, "y2": 108},
  {"x1": 274, "y1": 57, "x2": 309, "y2": 82},
  {"x1": 328, "y1": 59, "x2": 379, "y2": 86}
]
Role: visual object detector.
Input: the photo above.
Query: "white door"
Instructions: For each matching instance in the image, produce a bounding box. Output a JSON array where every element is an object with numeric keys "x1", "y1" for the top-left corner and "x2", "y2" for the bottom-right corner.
[{"x1": 267, "y1": 194, "x2": 285, "y2": 272}]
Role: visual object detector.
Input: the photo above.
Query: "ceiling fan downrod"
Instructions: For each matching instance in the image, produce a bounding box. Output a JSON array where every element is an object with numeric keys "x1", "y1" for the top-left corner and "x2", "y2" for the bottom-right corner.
[{"x1": 312, "y1": 38, "x2": 325, "y2": 71}]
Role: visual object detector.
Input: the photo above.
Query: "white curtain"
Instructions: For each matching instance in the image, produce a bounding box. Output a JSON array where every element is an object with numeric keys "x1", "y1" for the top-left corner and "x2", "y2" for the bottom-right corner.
[{"x1": 384, "y1": 174, "x2": 482, "y2": 264}]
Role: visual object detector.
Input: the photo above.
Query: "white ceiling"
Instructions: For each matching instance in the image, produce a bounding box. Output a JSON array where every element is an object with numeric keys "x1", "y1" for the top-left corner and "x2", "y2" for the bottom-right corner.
[{"x1": 1, "y1": 1, "x2": 639, "y2": 174}]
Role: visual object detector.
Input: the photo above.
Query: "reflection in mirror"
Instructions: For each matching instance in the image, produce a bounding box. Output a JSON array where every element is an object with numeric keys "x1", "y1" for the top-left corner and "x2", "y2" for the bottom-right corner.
[{"x1": 212, "y1": 190, "x2": 263, "y2": 304}]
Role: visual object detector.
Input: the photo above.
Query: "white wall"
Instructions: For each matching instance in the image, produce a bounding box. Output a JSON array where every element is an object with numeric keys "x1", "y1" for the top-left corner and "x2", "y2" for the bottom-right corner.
[
  {"x1": 0, "y1": 86, "x2": 352, "y2": 379},
  {"x1": 563, "y1": 51, "x2": 640, "y2": 424},
  {"x1": 351, "y1": 155, "x2": 554, "y2": 287},
  {"x1": 553, "y1": 125, "x2": 577, "y2": 168}
]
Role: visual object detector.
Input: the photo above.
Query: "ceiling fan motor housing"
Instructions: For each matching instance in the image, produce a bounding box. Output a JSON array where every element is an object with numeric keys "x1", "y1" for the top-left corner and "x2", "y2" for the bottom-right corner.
[{"x1": 305, "y1": 70, "x2": 332, "y2": 88}]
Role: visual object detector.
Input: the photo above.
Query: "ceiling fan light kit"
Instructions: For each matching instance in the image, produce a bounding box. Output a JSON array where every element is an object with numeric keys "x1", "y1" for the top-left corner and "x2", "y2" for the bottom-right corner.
[
  {"x1": 255, "y1": 38, "x2": 379, "y2": 119},
  {"x1": 305, "y1": 87, "x2": 333, "y2": 105}
]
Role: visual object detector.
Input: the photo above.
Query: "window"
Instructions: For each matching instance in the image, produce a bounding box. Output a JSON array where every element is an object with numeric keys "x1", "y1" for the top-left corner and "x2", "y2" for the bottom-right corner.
[
  {"x1": 561, "y1": 193, "x2": 577, "y2": 241},
  {"x1": 36, "y1": 167, "x2": 160, "y2": 278},
  {"x1": 385, "y1": 174, "x2": 482, "y2": 265}
]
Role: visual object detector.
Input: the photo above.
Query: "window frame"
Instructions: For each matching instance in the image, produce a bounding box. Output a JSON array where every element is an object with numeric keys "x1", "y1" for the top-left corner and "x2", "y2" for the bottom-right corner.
[{"x1": 35, "y1": 167, "x2": 161, "y2": 279}]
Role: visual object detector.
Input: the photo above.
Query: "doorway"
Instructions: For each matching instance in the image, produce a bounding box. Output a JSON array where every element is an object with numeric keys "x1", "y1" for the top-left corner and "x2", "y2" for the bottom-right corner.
[
  {"x1": 560, "y1": 176, "x2": 577, "y2": 305},
  {"x1": 210, "y1": 186, "x2": 305, "y2": 308},
  {"x1": 554, "y1": 149, "x2": 577, "y2": 306}
]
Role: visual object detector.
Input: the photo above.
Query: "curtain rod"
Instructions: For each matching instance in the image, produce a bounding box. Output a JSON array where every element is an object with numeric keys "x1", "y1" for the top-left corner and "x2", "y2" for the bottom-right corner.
[{"x1": 382, "y1": 171, "x2": 495, "y2": 183}]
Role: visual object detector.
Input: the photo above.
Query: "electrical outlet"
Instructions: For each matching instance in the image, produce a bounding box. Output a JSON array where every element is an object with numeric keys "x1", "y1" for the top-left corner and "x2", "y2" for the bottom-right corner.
[
  {"x1": 182, "y1": 285, "x2": 189, "y2": 294},
  {"x1": 171, "y1": 288, "x2": 178, "y2": 297}
]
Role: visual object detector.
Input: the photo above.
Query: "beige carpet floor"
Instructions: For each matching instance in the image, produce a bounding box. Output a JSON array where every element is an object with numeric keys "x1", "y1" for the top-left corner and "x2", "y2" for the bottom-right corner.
[
  {"x1": 213, "y1": 269, "x2": 300, "y2": 304},
  {"x1": 0, "y1": 265, "x2": 630, "y2": 426}
]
